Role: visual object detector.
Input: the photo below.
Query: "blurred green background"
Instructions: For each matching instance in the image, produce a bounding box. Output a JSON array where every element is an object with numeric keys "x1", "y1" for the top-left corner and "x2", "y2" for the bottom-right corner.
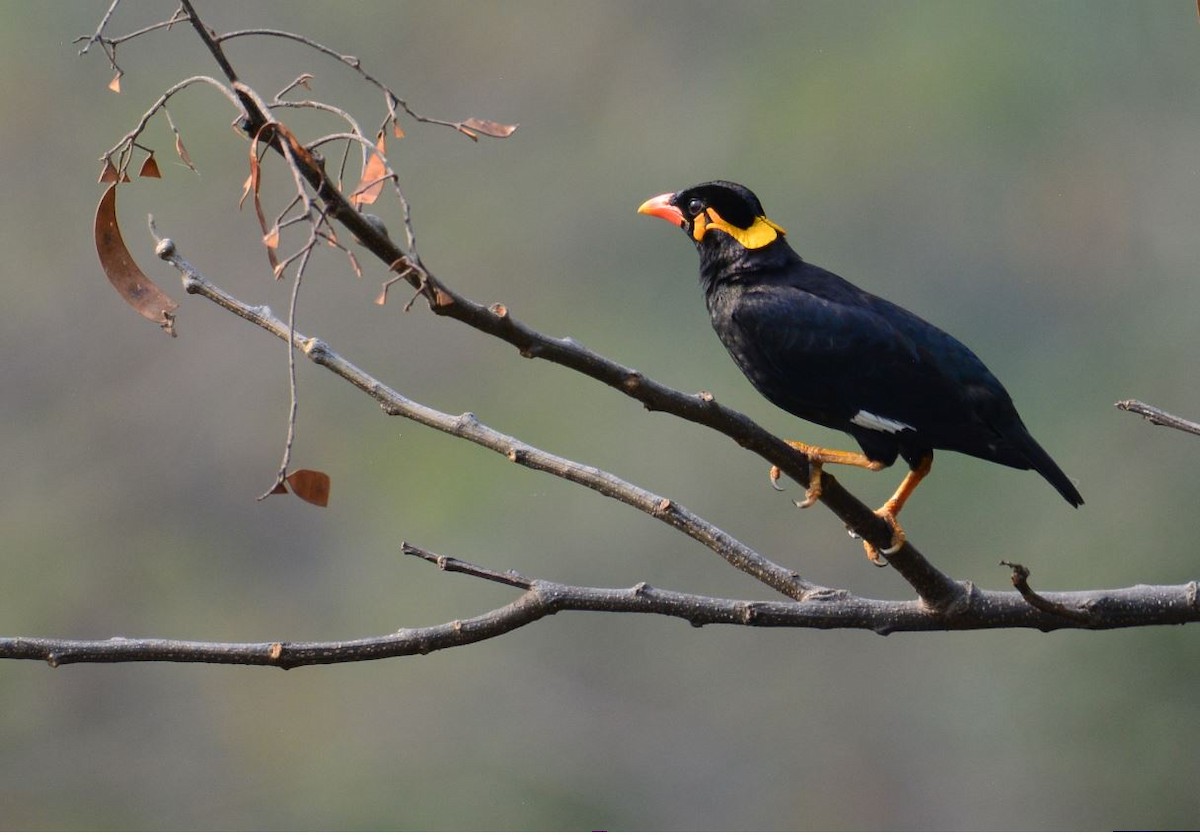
[{"x1": 3, "y1": 0, "x2": 1200, "y2": 828}]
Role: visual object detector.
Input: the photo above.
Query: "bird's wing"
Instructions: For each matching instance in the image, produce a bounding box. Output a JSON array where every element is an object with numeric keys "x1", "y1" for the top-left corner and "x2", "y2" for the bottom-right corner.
[{"x1": 726, "y1": 274, "x2": 1026, "y2": 460}]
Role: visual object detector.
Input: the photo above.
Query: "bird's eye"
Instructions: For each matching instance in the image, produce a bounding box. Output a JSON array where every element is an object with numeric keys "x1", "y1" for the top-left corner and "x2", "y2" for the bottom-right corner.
[{"x1": 686, "y1": 198, "x2": 704, "y2": 217}]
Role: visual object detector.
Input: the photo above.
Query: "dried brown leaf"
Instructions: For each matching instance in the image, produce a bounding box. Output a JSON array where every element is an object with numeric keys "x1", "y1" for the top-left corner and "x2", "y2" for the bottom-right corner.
[
  {"x1": 351, "y1": 132, "x2": 388, "y2": 208},
  {"x1": 245, "y1": 128, "x2": 279, "y2": 275},
  {"x1": 286, "y1": 469, "x2": 331, "y2": 507},
  {"x1": 139, "y1": 154, "x2": 162, "y2": 179},
  {"x1": 94, "y1": 184, "x2": 179, "y2": 332},
  {"x1": 461, "y1": 117, "x2": 518, "y2": 138},
  {"x1": 99, "y1": 159, "x2": 121, "y2": 184},
  {"x1": 108, "y1": 71, "x2": 122, "y2": 93},
  {"x1": 392, "y1": 120, "x2": 405, "y2": 139}
]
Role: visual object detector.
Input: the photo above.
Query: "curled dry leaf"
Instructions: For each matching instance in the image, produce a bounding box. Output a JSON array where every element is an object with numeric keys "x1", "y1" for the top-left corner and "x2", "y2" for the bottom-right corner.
[
  {"x1": 245, "y1": 127, "x2": 280, "y2": 276},
  {"x1": 460, "y1": 117, "x2": 519, "y2": 138},
  {"x1": 108, "y1": 71, "x2": 122, "y2": 93},
  {"x1": 285, "y1": 469, "x2": 331, "y2": 507},
  {"x1": 175, "y1": 134, "x2": 196, "y2": 173},
  {"x1": 94, "y1": 184, "x2": 179, "y2": 333}
]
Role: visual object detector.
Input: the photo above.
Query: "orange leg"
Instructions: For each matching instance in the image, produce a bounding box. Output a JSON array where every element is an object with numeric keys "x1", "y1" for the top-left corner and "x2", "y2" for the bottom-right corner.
[
  {"x1": 862, "y1": 452, "x2": 934, "y2": 566},
  {"x1": 769, "y1": 440, "x2": 885, "y2": 509}
]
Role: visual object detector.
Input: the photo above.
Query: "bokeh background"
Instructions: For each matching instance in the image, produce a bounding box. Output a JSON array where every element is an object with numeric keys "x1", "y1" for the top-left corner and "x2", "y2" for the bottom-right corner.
[{"x1": 3, "y1": 1, "x2": 1200, "y2": 828}]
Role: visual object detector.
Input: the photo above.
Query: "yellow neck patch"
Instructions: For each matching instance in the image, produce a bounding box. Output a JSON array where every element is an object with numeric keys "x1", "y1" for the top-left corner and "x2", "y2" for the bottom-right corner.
[{"x1": 692, "y1": 208, "x2": 786, "y2": 249}]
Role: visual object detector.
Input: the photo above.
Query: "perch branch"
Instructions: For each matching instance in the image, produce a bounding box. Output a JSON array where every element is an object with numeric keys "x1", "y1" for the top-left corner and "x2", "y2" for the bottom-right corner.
[{"x1": 3, "y1": 547, "x2": 1198, "y2": 668}]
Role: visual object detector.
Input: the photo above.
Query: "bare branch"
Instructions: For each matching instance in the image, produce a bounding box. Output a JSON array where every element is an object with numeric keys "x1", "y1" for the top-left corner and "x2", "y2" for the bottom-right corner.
[
  {"x1": 211, "y1": 27, "x2": 514, "y2": 140},
  {"x1": 1116, "y1": 399, "x2": 1200, "y2": 438},
  {"x1": 100, "y1": 75, "x2": 239, "y2": 177},
  {"x1": 3, "y1": 547, "x2": 1198, "y2": 668}
]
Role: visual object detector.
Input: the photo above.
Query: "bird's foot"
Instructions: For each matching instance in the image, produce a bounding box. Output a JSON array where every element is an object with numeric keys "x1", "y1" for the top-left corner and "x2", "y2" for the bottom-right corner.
[
  {"x1": 861, "y1": 508, "x2": 905, "y2": 566},
  {"x1": 772, "y1": 460, "x2": 823, "y2": 508}
]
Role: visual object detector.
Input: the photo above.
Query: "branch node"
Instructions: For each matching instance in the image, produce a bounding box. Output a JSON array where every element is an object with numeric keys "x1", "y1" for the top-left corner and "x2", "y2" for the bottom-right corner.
[
  {"x1": 302, "y1": 337, "x2": 330, "y2": 362},
  {"x1": 653, "y1": 497, "x2": 672, "y2": 516}
]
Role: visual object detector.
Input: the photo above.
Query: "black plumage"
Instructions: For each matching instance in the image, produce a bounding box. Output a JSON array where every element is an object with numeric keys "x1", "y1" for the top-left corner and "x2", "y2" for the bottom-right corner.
[{"x1": 639, "y1": 181, "x2": 1081, "y2": 558}]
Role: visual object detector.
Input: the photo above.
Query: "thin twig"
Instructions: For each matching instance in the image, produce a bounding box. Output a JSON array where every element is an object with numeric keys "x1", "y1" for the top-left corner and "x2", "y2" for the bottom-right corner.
[
  {"x1": 76, "y1": 1, "x2": 187, "y2": 54},
  {"x1": 1116, "y1": 399, "x2": 1200, "y2": 438},
  {"x1": 99, "y1": 75, "x2": 240, "y2": 176},
  {"x1": 1000, "y1": 561, "x2": 1092, "y2": 624},
  {"x1": 212, "y1": 27, "x2": 484, "y2": 136},
  {"x1": 402, "y1": 542, "x2": 534, "y2": 590}
]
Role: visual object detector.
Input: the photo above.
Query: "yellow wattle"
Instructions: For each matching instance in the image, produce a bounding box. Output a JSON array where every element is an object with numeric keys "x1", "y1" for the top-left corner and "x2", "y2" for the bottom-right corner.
[{"x1": 692, "y1": 208, "x2": 786, "y2": 249}]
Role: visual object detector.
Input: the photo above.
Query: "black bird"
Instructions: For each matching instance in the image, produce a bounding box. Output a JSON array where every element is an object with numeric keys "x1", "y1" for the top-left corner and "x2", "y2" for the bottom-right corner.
[{"x1": 638, "y1": 181, "x2": 1082, "y2": 562}]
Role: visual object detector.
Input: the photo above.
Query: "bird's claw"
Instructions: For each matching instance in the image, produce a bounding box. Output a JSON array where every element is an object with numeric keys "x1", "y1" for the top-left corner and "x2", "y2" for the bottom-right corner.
[
  {"x1": 862, "y1": 509, "x2": 905, "y2": 566},
  {"x1": 781, "y1": 460, "x2": 823, "y2": 508},
  {"x1": 792, "y1": 481, "x2": 821, "y2": 509},
  {"x1": 769, "y1": 465, "x2": 785, "y2": 491}
]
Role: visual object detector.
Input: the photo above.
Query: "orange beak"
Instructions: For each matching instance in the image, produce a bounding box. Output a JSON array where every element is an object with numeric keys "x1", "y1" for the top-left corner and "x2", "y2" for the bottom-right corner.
[{"x1": 637, "y1": 192, "x2": 686, "y2": 228}]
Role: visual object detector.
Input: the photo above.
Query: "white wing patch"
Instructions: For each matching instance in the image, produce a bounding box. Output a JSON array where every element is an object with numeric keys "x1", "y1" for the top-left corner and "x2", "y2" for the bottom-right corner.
[{"x1": 851, "y1": 410, "x2": 914, "y2": 434}]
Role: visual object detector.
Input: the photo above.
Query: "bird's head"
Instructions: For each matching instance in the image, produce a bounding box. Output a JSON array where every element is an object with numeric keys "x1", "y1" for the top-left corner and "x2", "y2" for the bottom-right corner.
[{"x1": 637, "y1": 181, "x2": 787, "y2": 252}]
